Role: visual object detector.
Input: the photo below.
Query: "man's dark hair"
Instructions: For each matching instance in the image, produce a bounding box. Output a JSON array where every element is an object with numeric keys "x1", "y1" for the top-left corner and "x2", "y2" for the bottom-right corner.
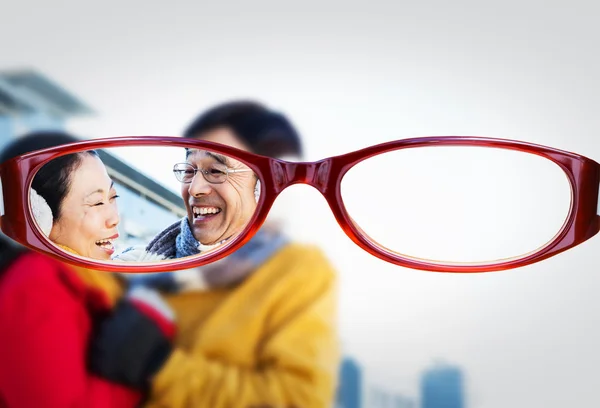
[{"x1": 183, "y1": 100, "x2": 303, "y2": 158}]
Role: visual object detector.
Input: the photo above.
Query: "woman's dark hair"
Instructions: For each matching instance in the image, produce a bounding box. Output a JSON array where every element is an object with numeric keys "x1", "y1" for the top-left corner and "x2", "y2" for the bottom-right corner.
[
  {"x1": 183, "y1": 100, "x2": 303, "y2": 158},
  {"x1": 32, "y1": 151, "x2": 99, "y2": 222},
  {"x1": 0, "y1": 131, "x2": 93, "y2": 269},
  {"x1": 0, "y1": 131, "x2": 98, "y2": 222},
  {"x1": 0, "y1": 132, "x2": 81, "y2": 164}
]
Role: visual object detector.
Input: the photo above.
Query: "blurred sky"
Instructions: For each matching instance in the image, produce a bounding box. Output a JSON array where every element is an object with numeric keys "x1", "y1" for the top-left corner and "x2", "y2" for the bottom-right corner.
[{"x1": 3, "y1": 1, "x2": 600, "y2": 406}]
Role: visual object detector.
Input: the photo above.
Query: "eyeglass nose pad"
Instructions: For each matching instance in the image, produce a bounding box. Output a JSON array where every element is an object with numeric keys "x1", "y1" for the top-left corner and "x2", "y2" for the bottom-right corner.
[{"x1": 198, "y1": 168, "x2": 222, "y2": 185}]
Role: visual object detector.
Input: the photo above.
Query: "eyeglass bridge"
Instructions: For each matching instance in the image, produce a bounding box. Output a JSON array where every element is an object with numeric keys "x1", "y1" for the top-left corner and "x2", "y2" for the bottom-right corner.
[{"x1": 269, "y1": 158, "x2": 333, "y2": 195}]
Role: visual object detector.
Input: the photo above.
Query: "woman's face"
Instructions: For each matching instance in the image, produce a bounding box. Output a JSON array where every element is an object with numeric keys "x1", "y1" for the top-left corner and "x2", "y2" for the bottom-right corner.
[{"x1": 49, "y1": 154, "x2": 120, "y2": 260}]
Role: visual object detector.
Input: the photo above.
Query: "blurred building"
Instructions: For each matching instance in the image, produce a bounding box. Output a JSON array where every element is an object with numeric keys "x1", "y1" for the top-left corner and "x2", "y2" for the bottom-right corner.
[
  {"x1": 0, "y1": 69, "x2": 91, "y2": 141},
  {"x1": 420, "y1": 362, "x2": 464, "y2": 408},
  {"x1": 0, "y1": 69, "x2": 183, "y2": 248},
  {"x1": 336, "y1": 356, "x2": 363, "y2": 408},
  {"x1": 393, "y1": 394, "x2": 415, "y2": 408},
  {"x1": 369, "y1": 387, "x2": 415, "y2": 408}
]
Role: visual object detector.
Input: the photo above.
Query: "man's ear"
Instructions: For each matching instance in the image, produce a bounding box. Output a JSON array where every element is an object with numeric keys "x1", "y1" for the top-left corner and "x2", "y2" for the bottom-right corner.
[{"x1": 254, "y1": 179, "x2": 261, "y2": 203}]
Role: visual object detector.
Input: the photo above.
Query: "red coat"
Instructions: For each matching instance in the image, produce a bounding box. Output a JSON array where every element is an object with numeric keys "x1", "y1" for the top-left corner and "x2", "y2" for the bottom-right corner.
[{"x1": 0, "y1": 252, "x2": 142, "y2": 408}]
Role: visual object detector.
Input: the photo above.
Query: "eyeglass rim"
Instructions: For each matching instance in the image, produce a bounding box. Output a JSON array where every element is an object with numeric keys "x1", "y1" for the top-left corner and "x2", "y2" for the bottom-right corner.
[
  {"x1": 1, "y1": 135, "x2": 598, "y2": 273},
  {"x1": 172, "y1": 162, "x2": 254, "y2": 184}
]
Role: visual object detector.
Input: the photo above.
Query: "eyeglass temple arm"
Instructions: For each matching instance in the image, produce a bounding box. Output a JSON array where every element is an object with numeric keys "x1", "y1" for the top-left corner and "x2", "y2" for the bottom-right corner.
[
  {"x1": 0, "y1": 176, "x2": 4, "y2": 217},
  {"x1": 228, "y1": 169, "x2": 253, "y2": 174},
  {"x1": 597, "y1": 182, "x2": 600, "y2": 215}
]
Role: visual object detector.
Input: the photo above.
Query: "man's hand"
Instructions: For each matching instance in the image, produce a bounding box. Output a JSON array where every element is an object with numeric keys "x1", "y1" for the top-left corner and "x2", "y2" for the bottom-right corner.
[{"x1": 89, "y1": 286, "x2": 175, "y2": 390}]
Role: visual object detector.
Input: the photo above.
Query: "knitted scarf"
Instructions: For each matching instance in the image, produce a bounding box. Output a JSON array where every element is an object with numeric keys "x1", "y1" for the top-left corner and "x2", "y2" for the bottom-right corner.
[{"x1": 117, "y1": 218, "x2": 287, "y2": 292}]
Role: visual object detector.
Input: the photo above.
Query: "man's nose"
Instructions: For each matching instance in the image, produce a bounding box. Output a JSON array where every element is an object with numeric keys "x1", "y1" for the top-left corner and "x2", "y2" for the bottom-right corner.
[{"x1": 188, "y1": 173, "x2": 213, "y2": 197}]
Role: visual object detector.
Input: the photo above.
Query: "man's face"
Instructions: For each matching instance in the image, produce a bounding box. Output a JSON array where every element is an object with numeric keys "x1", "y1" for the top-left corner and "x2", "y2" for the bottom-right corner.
[{"x1": 182, "y1": 127, "x2": 258, "y2": 245}]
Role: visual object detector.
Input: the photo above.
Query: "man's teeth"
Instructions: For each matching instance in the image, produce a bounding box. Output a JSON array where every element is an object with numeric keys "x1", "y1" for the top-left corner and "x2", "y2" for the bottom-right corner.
[{"x1": 193, "y1": 207, "x2": 220, "y2": 216}]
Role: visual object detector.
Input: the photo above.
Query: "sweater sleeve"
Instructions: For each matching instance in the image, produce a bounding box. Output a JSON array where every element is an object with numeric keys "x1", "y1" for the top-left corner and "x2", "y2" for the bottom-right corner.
[
  {"x1": 148, "y1": 249, "x2": 340, "y2": 408},
  {"x1": 0, "y1": 254, "x2": 142, "y2": 408}
]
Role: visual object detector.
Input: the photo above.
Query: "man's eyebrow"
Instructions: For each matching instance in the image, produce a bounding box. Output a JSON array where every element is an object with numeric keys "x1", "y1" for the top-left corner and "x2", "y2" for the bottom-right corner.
[
  {"x1": 186, "y1": 149, "x2": 230, "y2": 166},
  {"x1": 205, "y1": 152, "x2": 229, "y2": 166},
  {"x1": 85, "y1": 181, "x2": 114, "y2": 199}
]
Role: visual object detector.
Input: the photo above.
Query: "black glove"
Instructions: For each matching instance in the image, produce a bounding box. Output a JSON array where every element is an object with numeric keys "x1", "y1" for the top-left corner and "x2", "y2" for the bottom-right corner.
[{"x1": 89, "y1": 286, "x2": 175, "y2": 390}]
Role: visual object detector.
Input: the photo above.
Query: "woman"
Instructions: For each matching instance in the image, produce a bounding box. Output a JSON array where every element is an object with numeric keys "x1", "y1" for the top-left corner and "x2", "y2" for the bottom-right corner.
[
  {"x1": 0, "y1": 132, "x2": 173, "y2": 408},
  {"x1": 32, "y1": 148, "x2": 121, "y2": 260}
]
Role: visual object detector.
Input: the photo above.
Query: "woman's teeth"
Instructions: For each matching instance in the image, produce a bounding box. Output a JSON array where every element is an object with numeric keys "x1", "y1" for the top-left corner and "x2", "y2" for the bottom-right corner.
[{"x1": 95, "y1": 239, "x2": 114, "y2": 249}]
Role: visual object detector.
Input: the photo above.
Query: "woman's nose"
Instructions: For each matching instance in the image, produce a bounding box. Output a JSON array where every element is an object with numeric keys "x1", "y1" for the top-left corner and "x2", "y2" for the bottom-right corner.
[{"x1": 106, "y1": 202, "x2": 120, "y2": 228}]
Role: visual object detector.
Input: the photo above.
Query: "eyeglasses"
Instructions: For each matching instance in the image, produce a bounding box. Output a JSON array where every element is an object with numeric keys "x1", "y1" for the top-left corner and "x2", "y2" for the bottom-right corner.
[
  {"x1": 172, "y1": 162, "x2": 253, "y2": 184},
  {"x1": 0, "y1": 136, "x2": 598, "y2": 273}
]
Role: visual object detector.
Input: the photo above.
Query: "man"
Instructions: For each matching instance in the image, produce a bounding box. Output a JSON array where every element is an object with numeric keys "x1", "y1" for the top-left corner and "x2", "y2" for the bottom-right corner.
[
  {"x1": 91, "y1": 101, "x2": 341, "y2": 408},
  {"x1": 117, "y1": 138, "x2": 261, "y2": 262}
]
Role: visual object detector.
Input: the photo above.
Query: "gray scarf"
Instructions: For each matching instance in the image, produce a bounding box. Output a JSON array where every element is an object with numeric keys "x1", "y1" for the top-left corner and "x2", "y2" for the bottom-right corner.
[{"x1": 120, "y1": 218, "x2": 288, "y2": 292}]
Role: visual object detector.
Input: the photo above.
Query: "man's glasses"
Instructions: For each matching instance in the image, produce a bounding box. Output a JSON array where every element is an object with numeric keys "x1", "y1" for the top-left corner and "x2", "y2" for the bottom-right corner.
[
  {"x1": 172, "y1": 162, "x2": 253, "y2": 184},
  {"x1": 0, "y1": 136, "x2": 598, "y2": 273}
]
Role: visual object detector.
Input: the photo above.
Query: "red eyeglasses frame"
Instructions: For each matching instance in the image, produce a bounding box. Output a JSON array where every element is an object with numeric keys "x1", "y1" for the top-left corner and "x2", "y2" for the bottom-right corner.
[{"x1": 1, "y1": 136, "x2": 599, "y2": 273}]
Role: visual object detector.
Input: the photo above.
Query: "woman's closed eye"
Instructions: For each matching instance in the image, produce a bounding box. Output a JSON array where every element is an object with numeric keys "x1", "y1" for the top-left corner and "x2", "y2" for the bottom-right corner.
[{"x1": 92, "y1": 194, "x2": 120, "y2": 206}]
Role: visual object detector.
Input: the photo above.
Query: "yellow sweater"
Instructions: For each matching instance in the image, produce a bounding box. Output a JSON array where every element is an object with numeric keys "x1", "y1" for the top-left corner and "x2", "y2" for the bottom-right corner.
[{"x1": 147, "y1": 243, "x2": 340, "y2": 408}]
